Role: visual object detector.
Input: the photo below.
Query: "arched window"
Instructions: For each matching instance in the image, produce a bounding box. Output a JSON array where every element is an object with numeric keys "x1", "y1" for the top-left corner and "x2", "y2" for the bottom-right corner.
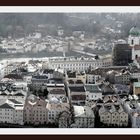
[{"x1": 131, "y1": 39, "x2": 134, "y2": 45}]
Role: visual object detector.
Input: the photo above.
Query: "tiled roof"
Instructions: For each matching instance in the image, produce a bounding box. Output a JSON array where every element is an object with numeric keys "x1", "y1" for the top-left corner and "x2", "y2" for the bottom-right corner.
[
  {"x1": 8, "y1": 99, "x2": 22, "y2": 104},
  {"x1": 4, "y1": 74, "x2": 23, "y2": 80},
  {"x1": 0, "y1": 103, "x2": 14, "y2": 109},
  {"x1": 85, "y1": 84, "x2": 101, "y2": 93},
  {"x1": 71, "y1": 95, "x2": 86, "y2": 101},
  {"x1": 49, "y1": 89, "x2": 65, "y2": 95},
  {"x1": 69, "y1": 86, "x2": 85, "y2": 92},
  {"x1": 14, "y1": 93, "x2": 24, "y2": 96},
  {"x1": 67, "y1": 71, "x2": 76, "y2": 78},
  {"x1": 43, "y1": 69, "x2": 54, "y2": 74}
]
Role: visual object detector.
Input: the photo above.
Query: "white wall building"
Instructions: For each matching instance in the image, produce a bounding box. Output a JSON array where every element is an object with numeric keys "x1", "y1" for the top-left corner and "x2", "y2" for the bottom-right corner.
[
  {"x1": 49, "y1": 57, "x2": 112, "y2": 72},
  {"x1": 86, "y1": 74, "x2": 101, "y2": 84},
  {"x1": 0, "y1": 99, "x2": 24, "y2": 125},
  {"x1": 128, "y1": 26, "x2": 140, "y2": 47},
  {"x1": 58, "y1": 105, "x2": 95, "y2": 128},
  {"x1": 131, "y1": 112, "x2": 140, "y2": 128},
  {"x1": 85, "y1": 84, "x2": 102, "y2": 102},
  {"x1": 47, "y1": 102, "x2": 70, "y2": 124},
  {"x1": 99, "y1": 103, "x2": 128, "y2": 127}
]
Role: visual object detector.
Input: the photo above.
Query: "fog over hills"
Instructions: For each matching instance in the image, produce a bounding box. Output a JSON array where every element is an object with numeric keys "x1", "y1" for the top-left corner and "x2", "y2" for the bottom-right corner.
[{"x1": 0, "y1": 13, "x2": 139, "y2": 39}]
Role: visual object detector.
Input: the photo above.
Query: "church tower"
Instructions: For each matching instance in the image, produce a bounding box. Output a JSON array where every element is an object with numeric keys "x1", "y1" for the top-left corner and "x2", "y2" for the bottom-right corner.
[
  {"x1": 128, "y1": 26, "x2": 140, "y2": 46},
  {"x1": 128, "y1": 26, "x2": 140, "y2": 61}
]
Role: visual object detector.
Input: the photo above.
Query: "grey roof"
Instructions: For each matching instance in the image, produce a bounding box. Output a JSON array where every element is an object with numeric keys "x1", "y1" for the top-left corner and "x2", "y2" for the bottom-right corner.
[
  {"x1": 8, "y1": 99, "x2": 22, "y2": 104},
  {"x1": 69, "y1": 86, "x2": 85, "y2": 92},
  {"x1": 14, "y1": 93, "x2": 24, "y2": 96},
  {"x1": 85, "y1": 84, "x2": 101, "y2": 93},
  {"x1": 0, "y1": 103, "x2": 14, "y2": 109}
]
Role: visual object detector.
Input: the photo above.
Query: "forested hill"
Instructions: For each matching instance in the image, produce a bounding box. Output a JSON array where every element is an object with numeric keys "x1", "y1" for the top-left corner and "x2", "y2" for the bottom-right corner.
[{"x1": 0, "y1": 13, "x2": 140, "y2": 38}]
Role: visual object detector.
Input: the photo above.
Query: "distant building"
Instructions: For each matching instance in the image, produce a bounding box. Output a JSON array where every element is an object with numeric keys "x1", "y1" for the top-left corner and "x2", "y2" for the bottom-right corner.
[
  {"x1": 133, "y1": 82, "x2": 140, "y2": 96},
  {"x1": 86, "y1": 70, "x2": 101, "y2": 84},
  {"x1": 128, "y1": 26, "x2": 140, "y2": 47},
  {"x1": 49, "y1": 57, "x2": 112, "y2": 72},
  {"x1": 47, "y1": 84, "x2": 68, "y2": 103},
  {"x1": 30, "y1": 75, "x2": 48, "y2": 90},
  {"x1": 66, "y1": 70, "x2": 86, "y2": 84},
  {"x1": 114, "y1": 70, "x2": 131, "y2": 85},
  {"x1": 131, "y1": 112, "x2": 140, "y2": 128},
  {"x1": 58, "y1": 105, "x2": 95, "y2": 128},
  {"x1": 99, "y1": 103, "x2": 128, "y2": 127},
  {"x1": 24, "y1": 95, "x2": 48, "y2": 125},
  {"x1": 112, "y1": 43, "x2": 132, "y2": 66},
  {"x1": 67, "y1": 86, "x2": 86, "y2": 106},
  {"x1": 128, "y1": 26, "x2": 140, "y2": 68},
  {"x1": 85, "y1": 84, "x2": 102, "y2": 102},
  {"x1": 71, "y1": 106, "x2": 94, "y2": 128},
  {"x1": 58, "y1": 27, "x2": 64, "y2": 37},
  {"x1": 123, "y1": 98, "x2": 140, "y2": 128},
  {"x1": 47, "y1": 102, "x2": 70, "y2": 124},
  {"x1": 0, "y1": 99, "x2": 24, "y2": 125}
]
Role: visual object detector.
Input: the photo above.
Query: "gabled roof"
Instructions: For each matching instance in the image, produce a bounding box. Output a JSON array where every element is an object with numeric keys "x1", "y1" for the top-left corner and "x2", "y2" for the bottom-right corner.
[
  {"x1": 14, "y1": 92, "x2": 24, "y2": 96},
  {"x1": 4, "y1": 74, "x2": 23, "y2": 80},
  {"x1": 0, "y1": 103, "x2": 14, "y2": 109},
  {"x1": 0, "y1": 92, "x2": 7, "y2": 95},
  {"x1": 8, "y1": 99, "x2": 22, "y2": 104},
  {"x1": 71, "y1": 95, "x2": 86, "y2": 101}
]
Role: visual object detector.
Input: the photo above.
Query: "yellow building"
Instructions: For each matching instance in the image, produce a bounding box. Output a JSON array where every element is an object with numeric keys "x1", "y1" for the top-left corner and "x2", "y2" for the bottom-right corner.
[{"x1": 133, "y1": 82, "x2": 140, "y2": 95}]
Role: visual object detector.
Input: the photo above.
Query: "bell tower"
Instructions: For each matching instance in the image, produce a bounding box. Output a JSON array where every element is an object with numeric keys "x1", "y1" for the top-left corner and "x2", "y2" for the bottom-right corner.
[{"x1": 128, "y1": 26, "x2": 140, "y2": 46}]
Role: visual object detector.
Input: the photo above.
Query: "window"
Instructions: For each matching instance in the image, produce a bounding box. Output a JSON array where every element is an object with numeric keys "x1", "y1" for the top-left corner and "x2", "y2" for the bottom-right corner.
[{"x1": 131, "y1": 39, "x2": 134, "y2": 45}]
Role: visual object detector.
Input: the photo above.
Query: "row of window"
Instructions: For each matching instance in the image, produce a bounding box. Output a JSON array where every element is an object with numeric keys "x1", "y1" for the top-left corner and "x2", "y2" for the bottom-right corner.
[
  {"x1": 52, "y1": 63, "x2": 103, "y2": 68},
  {"x1": 0, "y1": 109, "x2": 12, "y2": 111},
  {"x1": 0, "y1": 117, "x2": 13, "y2": 119},
  {"x1": 101, "y1": 116, "x2": 128, "y2": 119},
  {"x1": 25, "y1": 114, "x2": 46, "y2": 117}
]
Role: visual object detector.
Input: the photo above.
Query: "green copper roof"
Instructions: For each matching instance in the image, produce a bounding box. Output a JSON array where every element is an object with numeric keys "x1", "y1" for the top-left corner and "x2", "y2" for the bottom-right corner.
[
  {"x1": 129, "y1": 26, "x2": 140, "y2": 36},
  {"x1": 134, "y1": 82, "x2": 140, "y2": 87}
]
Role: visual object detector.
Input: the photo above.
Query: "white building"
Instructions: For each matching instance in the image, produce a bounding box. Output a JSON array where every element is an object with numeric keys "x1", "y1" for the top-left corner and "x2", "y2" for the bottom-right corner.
[
  {"x1": 47, "y1": 102, "x2": 70, "y2": 124},
  {"x1": 72, "y1": 106, "x2": 94, "y2": 128},
  {"x1": 99, "y1": 103, "x2": 128, "y2": 127},
  {"x1": 66, "y1": 70, "x2": 86, "y2": 84},
  {"x1": 49, "y1": 57, "x2": 112, "y2": 72},
  {"x1": 86, "y1": 73, "x2": 101, "y2": 84},
  {"x1": 47, "y1": 84, "x2": 68, "y2": 103},
  {"x1": 67, "y1": 86, "x2": 86, "y2": 106},
  {"x1": 115, "y1": 71, "x2": 131, "y2": 85},
  {"x1": 128, "y1": 26, "x2": 140, "y2": 66},
  {"x1": 131, "y1": 112, "x2": 140, "y2": 128},
  {"x1": 85, "y1": 84, "x2": 102, "y2": 102},
  {"x1": 128, "y1": 26, "x2": 140, "y2": 47},
  {"x1": 0, "y1": 99, "x2": 24, "y2": 125},
  {"x1": 58, "y1": 105, "x2": 95, "y2": 128}
]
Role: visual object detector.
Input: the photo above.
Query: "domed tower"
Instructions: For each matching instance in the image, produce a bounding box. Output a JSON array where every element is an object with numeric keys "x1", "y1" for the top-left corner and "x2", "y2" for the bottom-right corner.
[
  {"x1": 128, "y1": 26, "x2": 140, "y2": 61},
  {"x1": 128, "y1": 26, "x2": 140, "y2": 46}
]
